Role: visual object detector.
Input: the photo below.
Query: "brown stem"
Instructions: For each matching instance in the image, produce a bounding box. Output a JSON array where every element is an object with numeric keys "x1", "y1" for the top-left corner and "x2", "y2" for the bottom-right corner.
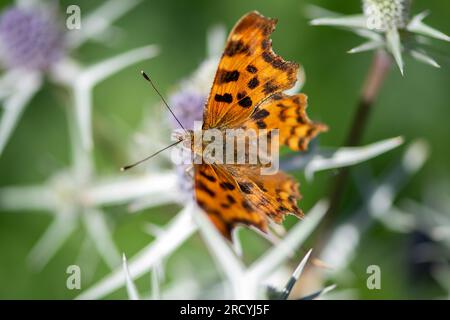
[
  {"x1": 346, "y1": 51, "x2": 393, "y2": 146},
  {"x1": 316, "y1": 50, "x2": 392, "y2": 249}
]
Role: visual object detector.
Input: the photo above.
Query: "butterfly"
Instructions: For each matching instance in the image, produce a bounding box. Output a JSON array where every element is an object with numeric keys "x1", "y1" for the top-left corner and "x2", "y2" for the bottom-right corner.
[{"x1": 189, "y1": 11, "x2": 327, "y2": 240}]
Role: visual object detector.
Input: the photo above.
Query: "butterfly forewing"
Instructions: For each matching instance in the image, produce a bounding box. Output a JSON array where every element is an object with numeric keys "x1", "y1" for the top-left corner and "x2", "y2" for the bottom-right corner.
[
  {"x1": 223, "y1": 165, "x2": 303, "y2": 223},
  {"x1": 202, "y1": 11, "x2": 299, "y2": 130},
  {"x1": 194, "y1": 163, "x2": 268, "y2": 240}
]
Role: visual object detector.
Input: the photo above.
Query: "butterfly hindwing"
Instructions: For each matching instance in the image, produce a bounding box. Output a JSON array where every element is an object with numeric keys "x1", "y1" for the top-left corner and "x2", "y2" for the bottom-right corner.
[
  {"x1": 194, "y1": 163, "x2": 268, "y2": 240},
  {"x1": 202, "y1": 11, "x2": 299, "y2": 130},
  {"x1": 194, "y1": 163, "x2": 302, "y2": 239},
  {"x1": 243, "y1": 93, "x2": 328, "y2": 151},
  {"x1": 224, "y1": 165, "x2": 303, "y2": 225}
]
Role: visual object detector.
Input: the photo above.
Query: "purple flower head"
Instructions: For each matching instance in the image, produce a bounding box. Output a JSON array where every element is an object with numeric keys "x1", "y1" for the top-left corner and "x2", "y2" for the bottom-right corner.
[
  {"x1": 0, "y1": 6, "x2": 65, "y2": 71},
  {"x1": 167, "y1": 88, "x2": 206, "y2": 200},
  {"x1": 174, "y1": 164, "x2": 195, "y2": 202},
  {"x1": 167, "y1": 89, "x2": 206, "y2": 130}
]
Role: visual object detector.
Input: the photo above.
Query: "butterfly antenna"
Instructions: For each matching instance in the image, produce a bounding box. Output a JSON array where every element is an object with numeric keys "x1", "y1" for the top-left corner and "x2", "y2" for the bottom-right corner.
[
  {"x1": 141, "y1": 70, "x2": 187, "y2": 132},
  {"x1": 121, "y1": 139, "x2": 183, "y2": 171}
]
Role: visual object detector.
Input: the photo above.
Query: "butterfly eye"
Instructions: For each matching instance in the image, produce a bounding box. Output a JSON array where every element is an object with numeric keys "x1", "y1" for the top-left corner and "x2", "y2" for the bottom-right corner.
[{"x1": 172, "y1": 131, "x2": 184, "y2": 142}]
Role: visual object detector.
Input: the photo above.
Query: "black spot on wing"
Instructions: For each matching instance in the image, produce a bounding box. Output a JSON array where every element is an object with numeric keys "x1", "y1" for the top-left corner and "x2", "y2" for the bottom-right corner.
[
  {"x1": 238, "y1": 96, "x2": 252, "y2": 108},
  {"x1": 197, "y1": 181, "x2": 216, "y2": 197},
  {"x1": 256, "y1": 182, "x2": 268, "y2": 192},
  {"x1": 263, "y1": 80, "x2": 278, "y2": 94},
  {"x1": 262, "y1": 51, "x2": 274, "y2": 64},
  {"x1": 261, "y1": 18, "x2": 276, "y2": 35},
  {"x1": 238, "y1": 182, "x2": 252, "y2": 194},
  {"x1": 296, "y1": 116, "x2": 306, "y2": 124},
  {"x1": 219, "y1": 182, "x2": 235, "y2": 190},
  {"x1": 246, "y1": 64, "x2": 258, "y2": 73},
  {"x1": 237, "y1": 91, "x2": 247, "y2": 100},
  {"x1": 218, "y1": 70, "x2": 240, "y2": 84},
  {"x1": 199, "y1": 170, "x2": 217, "y2": 182},
  {"x1": 280, "y1": 108, "x2": 288, "y2": 122},
  {"x1": 261, "y1": 39, "x2": 270, "y2": 50},
  {"x1": 262, "y1": 51, "x2": 288, "y2": 70},
  {"x1": 214, "y1": 93, "x2": 233, "y2": 103},
  {"x1": 224, "y1": 40, "x2": 250, "y2": 56},
  {"x1": 247, "y1": 77, "x2": 259, "y2": 89},
  {"x1": 242, "y1": 199, "x2": 253, "y2": 212},
  {"x1": 297, "y1": 137, "x2": 306, "y2": 150},
  {"x1": 290, "y1": 126, "x2": 296, "y2": 136},
  {"x1": 226, "y1": 194, "x2": 236, "y2": 204},
  {"x1": 251, "y1": 108, "x2": 270, "y2": 121},
  {"x1": 256, "y1": 120, "x2": 267, "y2": 129}
]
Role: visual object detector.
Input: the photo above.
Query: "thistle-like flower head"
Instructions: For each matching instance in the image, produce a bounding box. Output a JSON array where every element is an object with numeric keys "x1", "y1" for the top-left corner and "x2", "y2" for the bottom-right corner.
[
  {"x1": 167, "y1": 55, "x2": 220, "y2": 130},
  {"x1": 0, "y1": 5, "x2": 65, "y2": 70},
  {"x1": 168, "y1": 89, "x2": 205, "y2": 130},
  {"x1": 310, "y1": 0, "x2": 449, "y2": 74},
  {"x1": 363, "y1": 0, "x2": 411, "y2": 31},
  {"x1": 157, "y1": 28, "x2": 223, "y2": 200}
]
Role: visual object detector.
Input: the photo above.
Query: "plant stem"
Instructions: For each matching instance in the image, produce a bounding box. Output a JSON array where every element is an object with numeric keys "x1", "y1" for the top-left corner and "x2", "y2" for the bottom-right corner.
[{"x1": 318, "y1": 50, "x2": 392, "y2": 244}]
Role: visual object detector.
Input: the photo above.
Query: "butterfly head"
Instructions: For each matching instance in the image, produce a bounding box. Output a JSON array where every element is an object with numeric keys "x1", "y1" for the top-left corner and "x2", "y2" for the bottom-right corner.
[{"x1": 172, "y1": 129, "x2": 197, "y2": 152}]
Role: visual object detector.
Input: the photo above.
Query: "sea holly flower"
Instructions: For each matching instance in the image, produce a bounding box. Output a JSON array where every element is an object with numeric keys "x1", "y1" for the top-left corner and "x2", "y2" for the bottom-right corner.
[
  {"x1": 80, "y1": 200, "x2": 331, "y2": 299},
  {"x1": 0, "y1": 5, "x2": 65, "y2": 70},
  {"x1": 0, "y1": 0, "x2": 160, "y2": 272},
  {"x1": 168, "y1": 89, "x2": 206, "y2": 131},
  {"x1": 166, "y1": 52, "x2": 219, "y2": 201},
  {"x1": 396, "y1": 179, "x2": 450, "y2": 298},
  {"x1": 74, "y1": 21, "x2": 406, "y2": 299},
  {"x1": 310, "y1": 0, "x2": 449, "y2": 74},
  {"x1": 0, "y1": 0, "x2": 158, "y2": 155},
  {"x1": 0, "y1": 8, "x2": 408, "y2": 299},
  {"x1": 0, "y1": 107, "x2": 179, "y2": 271},
  {"x1": 363, "y1": 0, "x2": 411, "y2": 31},
  {"x1": 266, "y1": 249, "x2": 336, "y2": 300},
  {"x1": 309, "y1": 140, "x2": 430, "y2": 298},
  {"x1": 315, "y1": 139, "x2": 450, "y2": 299}
]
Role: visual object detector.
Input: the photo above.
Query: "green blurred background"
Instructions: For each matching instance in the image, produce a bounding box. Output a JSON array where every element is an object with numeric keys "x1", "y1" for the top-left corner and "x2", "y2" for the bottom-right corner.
[{"x1": 0, "y1": 0, "x2": 449, "y2": 299}]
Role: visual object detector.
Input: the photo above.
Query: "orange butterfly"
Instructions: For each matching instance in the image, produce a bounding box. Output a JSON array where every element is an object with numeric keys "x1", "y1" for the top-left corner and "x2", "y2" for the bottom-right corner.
[{"x1": 184, "y1": 11, "x2": 328, "y2": 240}]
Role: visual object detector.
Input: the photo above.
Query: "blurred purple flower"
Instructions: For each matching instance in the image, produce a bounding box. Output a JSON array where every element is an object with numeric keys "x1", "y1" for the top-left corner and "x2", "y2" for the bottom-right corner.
[
  {"x1": 168, "y1": 89, "x2": 205, "y2": 130},
  {"x1": 0, "y1": 6, "x2": 65, "y2": 70},
  {"x1": 0, "y1": 0, "x2": 160, "y2": 272},
  {"x1": 174, "y1": 165, "x2": 195, "y2": 202},
  {"x1": 0, "y1": 1, "x2": 157, "y2": 155}
]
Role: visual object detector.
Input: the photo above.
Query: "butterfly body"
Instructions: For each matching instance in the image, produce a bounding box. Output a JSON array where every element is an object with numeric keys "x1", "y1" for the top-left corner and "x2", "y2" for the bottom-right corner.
[{"x1": 188, "y1": 11, "x2": 327, "y2": 240}]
